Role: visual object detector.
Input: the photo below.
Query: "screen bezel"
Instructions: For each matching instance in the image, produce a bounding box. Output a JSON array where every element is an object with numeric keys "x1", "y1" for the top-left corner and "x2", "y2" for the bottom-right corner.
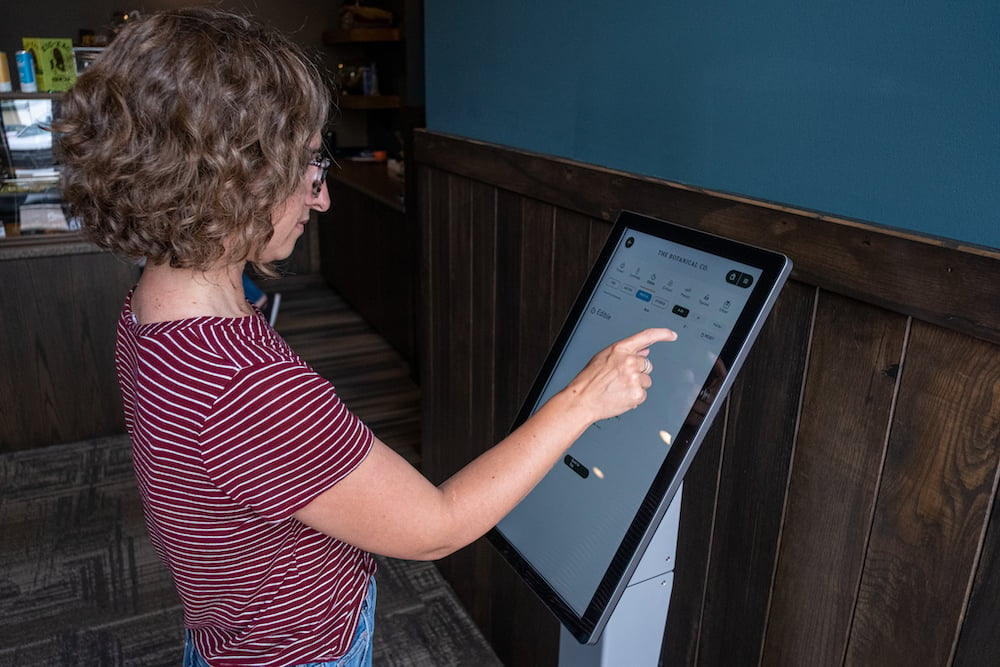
[{"x1": 486, "y1": 210, "x2": 792, "y2": 644}]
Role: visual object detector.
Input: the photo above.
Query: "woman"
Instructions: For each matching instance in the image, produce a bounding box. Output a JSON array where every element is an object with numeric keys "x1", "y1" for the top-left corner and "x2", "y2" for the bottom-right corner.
[{"x1": 57, "y1": 8, "x2": 676, "y2": 667}]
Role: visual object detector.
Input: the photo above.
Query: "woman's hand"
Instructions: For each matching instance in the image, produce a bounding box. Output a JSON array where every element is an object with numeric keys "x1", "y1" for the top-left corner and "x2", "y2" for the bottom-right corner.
[
  {"x1": 295, "y1": 327, "x2": 677, "y2": 560},
  {"x1": 560, "y1": 328, "x2": 678, "y2": 423}
]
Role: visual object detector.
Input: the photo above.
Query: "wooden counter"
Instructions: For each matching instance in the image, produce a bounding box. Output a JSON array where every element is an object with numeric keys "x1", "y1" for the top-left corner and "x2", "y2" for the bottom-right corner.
[
  {"x1": 330, "y1": 160, "x2": 406, "y2": 213},
  {"x1": 0, "y1": 232, "x2": 102, "y2": 260},
  {"x1": 0, "y1": 233, "x2": 139, "y2": 451},
  {"x1": 319, "y1": 161, "x2": 416, "y2": 367}
]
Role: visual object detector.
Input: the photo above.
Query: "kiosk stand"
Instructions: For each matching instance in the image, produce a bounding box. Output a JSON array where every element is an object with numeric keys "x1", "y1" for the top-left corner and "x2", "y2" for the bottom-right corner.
[
  {"x1": 558, "y1": 485, "x2": 682, "y2": 667},
  {"x1": 487, "y1": 211, "x2": 791, "y2": 667}
]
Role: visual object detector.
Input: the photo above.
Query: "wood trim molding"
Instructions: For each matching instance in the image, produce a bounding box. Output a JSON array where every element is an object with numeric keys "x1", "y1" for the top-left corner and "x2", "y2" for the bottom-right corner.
[{"x1": 414, "y1": 129, "x2": 1000, "y2": 345}]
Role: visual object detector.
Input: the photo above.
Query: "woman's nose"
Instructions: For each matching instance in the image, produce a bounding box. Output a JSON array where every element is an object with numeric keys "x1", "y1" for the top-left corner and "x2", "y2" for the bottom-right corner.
[{"x1": 309, "y1": 180, "x2": 331, "y2": 212}]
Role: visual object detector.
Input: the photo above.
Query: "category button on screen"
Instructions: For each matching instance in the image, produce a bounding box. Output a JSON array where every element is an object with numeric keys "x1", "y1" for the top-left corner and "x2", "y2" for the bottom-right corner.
[{"x1": 564, "y1": 455, "x2": 590, "y2": 479}]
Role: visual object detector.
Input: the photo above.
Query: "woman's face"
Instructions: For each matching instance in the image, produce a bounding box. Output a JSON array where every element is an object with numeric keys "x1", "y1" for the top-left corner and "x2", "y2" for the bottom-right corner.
[{"x1": 261, "y1": 138, "x2": 331, "y2": 262}]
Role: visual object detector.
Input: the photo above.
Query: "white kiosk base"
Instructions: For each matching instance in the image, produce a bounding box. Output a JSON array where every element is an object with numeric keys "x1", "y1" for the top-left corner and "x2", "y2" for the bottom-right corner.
[{"x1": 558, "y1": 484, "x2": 681, "y2": 667}]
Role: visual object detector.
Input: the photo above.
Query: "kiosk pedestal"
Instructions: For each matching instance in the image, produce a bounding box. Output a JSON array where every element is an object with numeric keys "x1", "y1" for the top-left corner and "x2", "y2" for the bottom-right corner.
[
  {"x1": 489, "y1": 212, "x2": 791, "y2": 664},
  {"x1": 558, "y1": 484, "x2": 682, "y2": 667}
]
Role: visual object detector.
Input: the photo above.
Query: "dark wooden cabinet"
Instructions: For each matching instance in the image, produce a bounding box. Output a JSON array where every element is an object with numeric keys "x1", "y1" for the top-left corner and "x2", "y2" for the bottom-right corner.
[
  {"x1": 319, "y1": 169, "x2": 417, "y2": 370},
  {"x1": 0, "y1": 238, "x2": 139, "y2": 451}
]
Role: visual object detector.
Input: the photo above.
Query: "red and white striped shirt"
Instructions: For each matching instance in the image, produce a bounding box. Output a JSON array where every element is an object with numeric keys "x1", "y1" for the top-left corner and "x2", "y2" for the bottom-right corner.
[{"x1": 115, "y1": 292, "x2": 375, "y2": 666}]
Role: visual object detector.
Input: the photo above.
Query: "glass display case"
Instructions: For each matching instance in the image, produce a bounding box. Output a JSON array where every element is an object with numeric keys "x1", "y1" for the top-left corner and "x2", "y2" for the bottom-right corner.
[{"x1": 0, "y1": 92, "x2": 75, "y2": 238}]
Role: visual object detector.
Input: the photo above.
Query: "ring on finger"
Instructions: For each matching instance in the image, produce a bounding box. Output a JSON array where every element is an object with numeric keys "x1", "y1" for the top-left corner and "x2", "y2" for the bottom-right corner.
[{"x1": 641, "y1": 357, "x2": 651, "y2": 374}]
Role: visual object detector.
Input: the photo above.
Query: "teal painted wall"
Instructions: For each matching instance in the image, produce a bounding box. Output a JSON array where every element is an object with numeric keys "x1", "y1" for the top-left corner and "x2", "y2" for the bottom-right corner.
[{"x1": 424, "y1": 1, "x2": 999, "y2": 250}]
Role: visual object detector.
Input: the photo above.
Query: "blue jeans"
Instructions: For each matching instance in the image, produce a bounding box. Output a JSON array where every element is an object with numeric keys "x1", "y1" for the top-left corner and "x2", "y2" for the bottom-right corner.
[{"x1": 183, "y1": 577, "x2": 376, "y2": 667}]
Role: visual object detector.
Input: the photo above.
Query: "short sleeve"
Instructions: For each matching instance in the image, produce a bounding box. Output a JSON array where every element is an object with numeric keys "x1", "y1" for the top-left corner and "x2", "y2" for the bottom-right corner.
[{"x1": 200, "y1": 360, "x2": 373, "y2": 521}]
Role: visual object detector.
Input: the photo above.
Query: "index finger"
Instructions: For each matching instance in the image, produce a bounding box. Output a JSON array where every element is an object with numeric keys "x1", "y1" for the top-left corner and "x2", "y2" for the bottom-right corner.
[{"x1": 618, "y1": 327, "x2": 678, "y2": 352}]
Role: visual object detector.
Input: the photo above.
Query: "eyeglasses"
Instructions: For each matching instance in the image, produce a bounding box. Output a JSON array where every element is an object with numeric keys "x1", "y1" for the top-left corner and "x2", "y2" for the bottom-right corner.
[{"x1": 309, "y1": 153, "x2": 331, "y2": 196}]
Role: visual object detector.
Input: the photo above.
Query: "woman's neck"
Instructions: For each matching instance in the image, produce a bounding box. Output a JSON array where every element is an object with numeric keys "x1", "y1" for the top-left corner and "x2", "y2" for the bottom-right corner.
[{"x1": 132, "y1": 260, "x2": 252, "y2": 325}]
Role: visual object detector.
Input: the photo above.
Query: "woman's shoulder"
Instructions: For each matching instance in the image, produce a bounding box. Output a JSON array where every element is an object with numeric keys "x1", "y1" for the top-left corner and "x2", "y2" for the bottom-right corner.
[
  {"x1": 181, "y1": 314, "x2": 302, "y2": 369},
  {"x1": 123, "y1": 306, "x2": 304, "y2": 375}
]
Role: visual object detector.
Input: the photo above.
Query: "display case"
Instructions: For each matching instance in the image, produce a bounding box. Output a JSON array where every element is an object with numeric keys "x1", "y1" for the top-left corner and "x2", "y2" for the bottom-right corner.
[
  {"x1": 0, "y1": 90, "x2": 141, "y2": 452},
  {"x1": 0, "y1": 92, "x2": 76, "y2": 239}
]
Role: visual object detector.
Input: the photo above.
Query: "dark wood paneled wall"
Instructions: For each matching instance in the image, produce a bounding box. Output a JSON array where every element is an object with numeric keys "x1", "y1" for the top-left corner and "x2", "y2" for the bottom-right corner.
[
  {"x1": 0, "y1": 244, "x2": 139, "y2": 451},
  {"x1": 414, "y1": 130, "x2": 1000, "y2": 666}
]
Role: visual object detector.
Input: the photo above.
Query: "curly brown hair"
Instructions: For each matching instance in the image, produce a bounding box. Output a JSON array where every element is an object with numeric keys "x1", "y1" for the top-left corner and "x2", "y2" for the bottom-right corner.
[{"x1": 56, "y1": 7, "x2": 331, "y2": 273}]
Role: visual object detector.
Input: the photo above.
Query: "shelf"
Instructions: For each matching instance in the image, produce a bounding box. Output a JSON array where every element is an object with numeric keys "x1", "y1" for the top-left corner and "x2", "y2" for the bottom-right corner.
[
  {"x1": 321, "y1": 4, "x2": 421, "y2": 217},
  {"x1": 0, "y1": 232, "x2": 94, "y2": 260},
  {"x1": 338, "y1": 94, "x2": 401, "y2": 110},
  {"x1": 0, "y1": 92, "x2": 63, "y2": 101},
  {"x1": 324, "y1": 28, "x2": 401, "y2": 44}
]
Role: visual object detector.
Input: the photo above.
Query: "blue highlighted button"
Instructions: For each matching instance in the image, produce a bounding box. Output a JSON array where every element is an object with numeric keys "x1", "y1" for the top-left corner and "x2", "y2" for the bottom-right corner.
[{"x1": 636, "y1": 289, "x2": 652, "y2": 302}]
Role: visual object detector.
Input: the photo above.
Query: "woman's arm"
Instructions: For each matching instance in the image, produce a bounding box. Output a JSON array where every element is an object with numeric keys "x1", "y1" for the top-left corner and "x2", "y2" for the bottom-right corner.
[{"x1": 294, "y1": 327, "x2": 677, "y2": 560}]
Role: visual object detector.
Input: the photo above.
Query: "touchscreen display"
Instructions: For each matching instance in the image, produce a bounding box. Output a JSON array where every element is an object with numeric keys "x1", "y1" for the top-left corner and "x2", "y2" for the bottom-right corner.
[{"x1": 489, "y1": 210, "x2": 791, "y2": 643}]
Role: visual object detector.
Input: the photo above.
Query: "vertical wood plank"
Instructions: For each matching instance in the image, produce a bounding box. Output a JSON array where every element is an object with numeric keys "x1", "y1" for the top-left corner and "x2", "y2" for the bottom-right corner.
[
  {"x1": 419, "y1": 166, "x2": 453, "y2": 484},
  {"x1": 493, "y1": 188, "x2": 526, "y2": 435},
  {"x1": 587, "y1": 218, "x2": 613, "y2": 265},
  {"x1": 549, "y1": 209, "x2": 594, "y2": 337},
  {"x1": 661, "y1": 415, "x2": 727, "y2": 666},
  {"x1": 416, "y1": 164, "x2": 434, "y2": 453},
  {"x1": 487, "y1": 537, "x2": 561, "y2": 667},
  {"x1": 516, "y1": 199, "x2": 558, "y2": 401},
  {"x1": 463, "y1": 180, "x2": 501, "y2": 637},
  {"x1": 953, "y1": 483, "x2": 1000, "y2": 666},
  {"x1": 488, "y1": 191, "x2": 562, "y2": 667},
  {"x1": 377, "y1": 201, "x2": 418, "y2": 362},
  {"x1": 416, "y1": 163, "x2": 433, "y2": 457},
  {"x1": 695, "y1": 280, "x2": 815, "y2": 664},
  {"x1": 447, "y1": 173, "x2": 474, "y2": 458},
  {"x1": 433, "y1": 171, "x2": 479, "y2": 620},
  {"x1": 761, "y1": 293, "x2": 907, "y2": 665},
  {"x1": 845, "y1": 322, "x2": 1000, "y2": 665},
  {"x1": 469, "y1": 180, "x2": 499, "y2": 448}
]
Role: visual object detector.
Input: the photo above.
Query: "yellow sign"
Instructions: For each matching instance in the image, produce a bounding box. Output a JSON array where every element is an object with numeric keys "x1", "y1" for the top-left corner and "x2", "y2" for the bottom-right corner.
[{"x1": 21, "y1": 38, "x2": 76, "y2": 92}]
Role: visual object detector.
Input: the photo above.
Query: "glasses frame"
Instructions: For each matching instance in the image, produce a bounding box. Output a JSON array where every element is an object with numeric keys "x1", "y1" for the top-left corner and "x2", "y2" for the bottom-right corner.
[{"x1": 309, "y1": 153, "x2": 331, "y2": 196}]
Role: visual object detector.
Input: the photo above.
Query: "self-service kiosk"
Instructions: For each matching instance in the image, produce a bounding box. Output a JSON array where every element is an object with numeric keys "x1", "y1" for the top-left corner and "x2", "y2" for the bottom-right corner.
[{"x1": 487, "y1": 211, "x2": 792, "y2": 665}]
